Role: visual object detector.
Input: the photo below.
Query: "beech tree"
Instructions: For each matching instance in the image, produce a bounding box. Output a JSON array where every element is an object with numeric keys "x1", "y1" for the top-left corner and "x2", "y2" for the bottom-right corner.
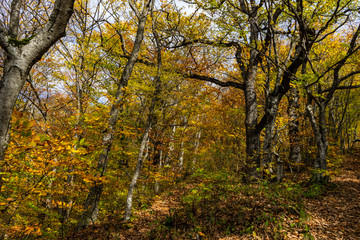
[
  {"x1": 153, "y1": 0, "x2": 359, "y2": 180},
  {"x1": 305, "y1": 23, "x2": 360, "y2": 182},
  {"x1": 78, "y1": 0, "x2": 153, "y2": 228},
  {"x1": 156, "y1": 0, "x2": 308, "y2": 178},
  {"x1": 0, "y1": 0, "x2": 75, "y2": 161},
  {"x1": 0, "y1": 0, "x2": 359, "y2": 237},
  {"x1": 124, "y1": 1, "x2": 161, "y2": 219}
]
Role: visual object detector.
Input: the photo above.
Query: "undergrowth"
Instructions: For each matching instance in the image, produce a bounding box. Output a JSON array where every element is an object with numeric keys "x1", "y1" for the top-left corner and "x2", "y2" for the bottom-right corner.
[{"x1": 148, "y1": 169, "x2": 326, "y2": 239}]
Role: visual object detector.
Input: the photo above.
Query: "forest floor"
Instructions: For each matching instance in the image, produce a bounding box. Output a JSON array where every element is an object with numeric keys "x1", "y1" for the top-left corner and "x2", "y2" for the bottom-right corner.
[
  {"x1": 305, "y1": 148, "x2": 360, "y2": 239},
  {"x1": 69, "y1": 149, "x2": 360, "y2": 240}
]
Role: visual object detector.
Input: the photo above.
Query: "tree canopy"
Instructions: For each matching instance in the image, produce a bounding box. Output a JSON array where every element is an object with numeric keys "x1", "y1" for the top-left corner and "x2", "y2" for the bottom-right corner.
[{"x1": 0, "y1": 0, "x2": 359, "y2": 239}]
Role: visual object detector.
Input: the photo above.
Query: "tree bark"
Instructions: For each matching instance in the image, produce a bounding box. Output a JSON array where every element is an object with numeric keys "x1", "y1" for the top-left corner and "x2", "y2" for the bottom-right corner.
[
  {"x1": 0, "y1": 1, "x2": 75, "y2": 237},
  {"x1": 124, "y1": 5, "x2": 161, "y2": 220},
  {"x1": 288, "y1": 85, "x2": 302, "y2": 164},
  {"x1": 0, "y1": 0, "x2": 75, "y2": 161},
  {"x1": 304, "y1": 23, "x2": 360, "y2": 182},
  {"x1": 243, "y1": 69, "x2": 261, "y2": 176},
  {"x1": 261, "y1": 97, "x2": 279, "y2": 172},
  {"x1": 123, "y1": 129, "x2": 150, "y2": 221},
  {"x1": 77, "y1": 0, "x2": 152, "y2": 228},
  {"x1": 306, "y1": 104, "x2": 328, "y2": 183}
]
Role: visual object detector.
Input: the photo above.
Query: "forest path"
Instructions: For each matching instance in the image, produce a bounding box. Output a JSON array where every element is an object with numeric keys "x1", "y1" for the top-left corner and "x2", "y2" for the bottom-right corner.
[
  {"x1": 305, "y1": 148, "x2": 360, "y2": 240},
  {"x1": 69, "y1": 151, "x2": 360, "y2": 240}
]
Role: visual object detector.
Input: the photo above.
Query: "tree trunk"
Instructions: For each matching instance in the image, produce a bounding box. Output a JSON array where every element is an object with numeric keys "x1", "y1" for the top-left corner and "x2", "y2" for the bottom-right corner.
[
  {"x1": 165, "y1": 125, "x2": 176, "y2": 166},
  {"x1": 0, "y1": 0, "x2": 75, "y2": 204},
  {"x1": 288, "y1": 86, "x2": 302, "y2": 164},
  {"x1": 275, "y1": 152, "x2": 283, "y2": 182},
  {"x1": 0, "y1": 0, "x2": 75, "y2": 161},
  {"x1": 124, "y1": 129, "x2": 150, "y2": 220},
  {"x1": 262, "y1": 117, "x2": 276, "y2": 175},
  {"x1": 123, "y1": 3, "x2": 159, "y2": 220},
  {"x1": 307, "y1": 104, "x2": 328, "y2": 183},
  {"x1": 78, "y1": 3, "x2": 151, "y2": 227},
  {"x1": 152, "y1": 137, "x2": 162, "y2": 194},
  {"x1": 261, "y1": 94, "x2": 280, "y2": 172},
  {"x1": 179, "y1": 141, "x2": 184, "y2": 168},
  {"x1": 0, "y1": 64, "x2": 25, "y2": 161},
  {"x1": 192, "y1": 129, "x2": 202, "y2": 168},
  {"x1": 243, "y1": 69, "x2": 261, "y2": 178}
]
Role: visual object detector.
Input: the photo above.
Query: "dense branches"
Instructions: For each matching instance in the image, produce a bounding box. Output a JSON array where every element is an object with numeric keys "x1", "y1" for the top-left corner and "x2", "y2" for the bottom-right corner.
[{"x1": 0, "y1": 0, "x2": 359, "y2": 237}]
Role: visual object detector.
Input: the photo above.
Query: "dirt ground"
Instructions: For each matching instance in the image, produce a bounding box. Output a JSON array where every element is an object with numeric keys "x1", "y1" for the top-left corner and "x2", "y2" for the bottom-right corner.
[{"x1": 305, "y1": 148, "x2": 360, "y2": 240}]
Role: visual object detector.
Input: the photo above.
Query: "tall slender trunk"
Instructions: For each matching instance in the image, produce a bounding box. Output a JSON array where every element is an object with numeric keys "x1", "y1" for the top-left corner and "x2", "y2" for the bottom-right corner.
[
  {"x1": 77, "y1": 5, "x2": 150, "y2": 227},
  {"x1": 335, "y1": 89, "x2": 351, "y2": 141},
  {"x1": 60, "y1": 72, "x2": 84, "y2": 225},
  {"x1": 153, "y1": 137, "x2": 162, "y2": 194},
  {"x1": 179, "y1": 141, "x2": 184, "y2": 168},
  {"x1": 193, "y1": 129, "x2": 201, "y2": 167},
  {"x1": 165, "y1": 125, "x2": 176, "y2": 165},
  {"x1": 123, "y1": 128, "x2": 150, "y2": 220},
  {"x1": 123, "y1": 4, "x2": 159, "y2": 220}
]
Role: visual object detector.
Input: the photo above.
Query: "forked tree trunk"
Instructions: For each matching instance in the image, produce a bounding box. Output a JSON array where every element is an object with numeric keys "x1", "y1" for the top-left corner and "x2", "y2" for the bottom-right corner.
[
  {"x1": 0, "y1": 1, "x2": 75, "y2": 238},
  {"x1": 0, "y1": 0, "x2": 75, "y2": 161},
  {"x1": 236, "y1": 7, "x2": 283, "y2": 179}
]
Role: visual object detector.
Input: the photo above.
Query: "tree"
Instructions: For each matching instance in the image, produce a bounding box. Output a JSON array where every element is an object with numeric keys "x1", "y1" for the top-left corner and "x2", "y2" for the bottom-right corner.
[
  {"x1": 156, "y1": 0, "x2": 304, "y2": 178},
  {"x1": 77, "y1": 0, "x2": 153, "y2": 228},
  {"x1": 0, "y1": 0, "x2": 75, "y2": 162},
  {"x1": 124, "y1": 1, "x2": 161, "y2": 219},
  {"x1": 154, "y1": 0, "x2": 359, "y2": 181},
  {"x1": 305, "y1": 23, "x2": 360, "y2": 182}
]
